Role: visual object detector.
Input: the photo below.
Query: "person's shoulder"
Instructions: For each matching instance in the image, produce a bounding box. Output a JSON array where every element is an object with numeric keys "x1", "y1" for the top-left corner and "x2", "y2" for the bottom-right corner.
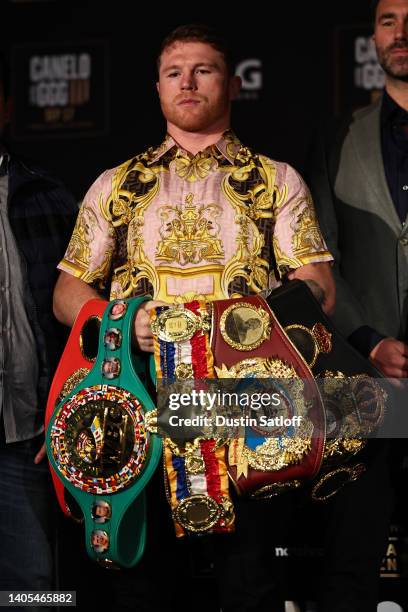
[
  {"x1": 7, "y1": 154, "x2": 77, "y2": 210},
  {"x1": 351, "y1": 96, "x2": 382, "y2": 123},
  {"x1": 8, "y1": 154, "x2": 68, "y2": 189},
  {"x1": 254, "y1": 152, "x2": 303, "y2": 184},
  {"x1": 82, "y1": 146, "x2": 152, "y2": 201},
  {"x1": 331, "y1": 97, "x2": 382, "y2": 143},
  {"x1": 108, "y1": 141, "x2": 167, "y2": 176}
]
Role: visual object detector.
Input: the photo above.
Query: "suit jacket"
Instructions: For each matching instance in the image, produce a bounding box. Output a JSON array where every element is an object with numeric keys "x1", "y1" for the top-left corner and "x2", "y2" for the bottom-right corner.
[{"x1": 308, "y1": 96, "x2": 408, "y2": 341}]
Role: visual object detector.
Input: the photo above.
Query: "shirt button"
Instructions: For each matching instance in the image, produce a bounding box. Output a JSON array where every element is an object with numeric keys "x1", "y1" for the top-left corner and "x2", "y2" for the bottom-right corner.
[{"x1": 403, "y1": 185, "x2": 408, "y2": 191}]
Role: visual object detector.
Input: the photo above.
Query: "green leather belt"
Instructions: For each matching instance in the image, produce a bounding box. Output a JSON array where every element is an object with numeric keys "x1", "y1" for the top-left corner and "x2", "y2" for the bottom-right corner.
[{"x1": 46, "y1": 297, "x2": 161, "y2": 568}]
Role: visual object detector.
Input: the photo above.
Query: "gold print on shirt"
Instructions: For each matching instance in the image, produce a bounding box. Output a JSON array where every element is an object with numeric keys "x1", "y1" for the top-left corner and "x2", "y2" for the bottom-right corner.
[
  {"x1": 221, "y1": 154, "x2": 275, "y2": 295},
  {"x1": 66, "y1": 204, "x2": 112, "y2": 283},
  {"x1": 66, "y1": 205, "x2": 95, "y2": 266},
  {"x1": 102, "y1": 160, "x2": 162, "y2": 227},
  {"x1": 173, "y1": 149, "x2": 219, "y2": 182},
  {"x1": 155, "y1": 193, "x2": 225, "y2": 265},
  {"x1": 99, "y1": 157, "x2": 165, "y2": 298},
  {"x1": 290, "y1": 195, "x2": 326, "y2": 257}
]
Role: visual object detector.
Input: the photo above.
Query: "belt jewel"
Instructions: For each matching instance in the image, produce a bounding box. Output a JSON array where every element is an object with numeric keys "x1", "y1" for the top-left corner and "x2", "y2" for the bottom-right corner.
[
  {"x1": 151, "y1": 300, "x2": 235, "y2": 537},
  {"x1": 46, "y1": 297, "x2": 162, "y2": 568}
]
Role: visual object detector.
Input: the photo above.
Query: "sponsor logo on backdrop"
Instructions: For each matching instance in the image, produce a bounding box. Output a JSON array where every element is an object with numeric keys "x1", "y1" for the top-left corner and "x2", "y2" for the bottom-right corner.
[
  {"x1": 334, "y1": 27, "x2": 384, "y2": 115},
  {"x1": 11, "y1": 41, "x2": 109, "y2": 139},
  {"x1": 29, "y1": 53, "x2": 91, "y2": 108},
  {"x1": 354, "y1": 36, "x2": 385, "y2": 91},
  {"x1": 236, "y1": 58, "x2": 262, "y2": 100}
]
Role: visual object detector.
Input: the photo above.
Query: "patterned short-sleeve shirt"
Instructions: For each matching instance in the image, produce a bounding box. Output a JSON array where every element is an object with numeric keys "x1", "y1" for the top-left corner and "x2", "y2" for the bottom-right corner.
[{"x1": 59, "y1": 130, "x2": 332, "y2": 302}]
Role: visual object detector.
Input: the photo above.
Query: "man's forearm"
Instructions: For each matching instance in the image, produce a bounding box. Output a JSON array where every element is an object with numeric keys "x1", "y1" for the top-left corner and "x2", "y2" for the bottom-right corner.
[
  {"x1": 288, "y1": 261, "x2": 335, "y2": 316},
  {"x1": 53, "y1": 271, "x2": 101, "y2": 327}
]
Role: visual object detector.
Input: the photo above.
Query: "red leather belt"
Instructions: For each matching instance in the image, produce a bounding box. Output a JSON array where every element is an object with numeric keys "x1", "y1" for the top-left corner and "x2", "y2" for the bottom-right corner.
[
  {"x1": 45, "y1": 299, "x2": 108, "y2": 518},
  {"x1": 211, "y1": 295, "x2": 326, "y2": 497}
]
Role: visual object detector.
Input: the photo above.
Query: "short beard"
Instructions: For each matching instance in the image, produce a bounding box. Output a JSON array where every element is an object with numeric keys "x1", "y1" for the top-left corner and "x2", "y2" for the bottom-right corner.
[
  {"x1": 382, "y1": 59, "x2": 408, "y2": 81},
  {"x1": 378, "y1": 42, "x2": 408, "y2": 81}
]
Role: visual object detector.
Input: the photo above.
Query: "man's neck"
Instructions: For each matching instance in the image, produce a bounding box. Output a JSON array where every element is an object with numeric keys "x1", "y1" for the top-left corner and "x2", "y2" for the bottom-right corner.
[
  {"x1": 386, "y1": 79, "x2": 408, "y2": 112},
  {"x1": 167, "y1": 124, "x2": 228, "y2": 155}
]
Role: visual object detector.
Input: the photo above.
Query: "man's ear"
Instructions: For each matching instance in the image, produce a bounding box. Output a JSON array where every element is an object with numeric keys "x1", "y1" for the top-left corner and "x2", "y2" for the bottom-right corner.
[
  {"x1": 229, "y1": 75, "x2": 241, "y2": 101},
  {"x1": 156, "y1": 82, "x2": 160, "y2": 95}
]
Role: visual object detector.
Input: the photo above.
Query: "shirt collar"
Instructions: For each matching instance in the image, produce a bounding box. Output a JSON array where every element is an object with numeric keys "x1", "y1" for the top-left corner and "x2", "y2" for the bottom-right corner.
[{"x1": 147, "y1": 129, "x2": 243, "y2": 165}]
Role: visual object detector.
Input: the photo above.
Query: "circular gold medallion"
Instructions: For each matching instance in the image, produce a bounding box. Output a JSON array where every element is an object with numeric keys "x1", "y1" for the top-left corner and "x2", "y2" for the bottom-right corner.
[
  {"x1": 173, "y1": 494, "x2": 221, "y2": 532},
  {"x1": 220, "y1": 302, "x2": 271, "y2": 351}
]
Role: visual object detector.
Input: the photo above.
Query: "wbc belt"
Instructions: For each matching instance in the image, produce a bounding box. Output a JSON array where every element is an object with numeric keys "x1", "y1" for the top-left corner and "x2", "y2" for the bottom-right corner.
[
  {"x1": 151, "y1": 300, "x2": 235, "y2": 537},
  {"x1": 46, "y1": 297, "x2": 161, "y2": 568},
  {"x1": 211, "y1": 295, "x2": 326, "y2": 498}
]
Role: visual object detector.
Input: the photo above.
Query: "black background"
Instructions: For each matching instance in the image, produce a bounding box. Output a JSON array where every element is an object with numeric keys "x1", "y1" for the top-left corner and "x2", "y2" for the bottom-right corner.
[{"x1": 3, "y1": 0, "x2": 375, "y2": 199}]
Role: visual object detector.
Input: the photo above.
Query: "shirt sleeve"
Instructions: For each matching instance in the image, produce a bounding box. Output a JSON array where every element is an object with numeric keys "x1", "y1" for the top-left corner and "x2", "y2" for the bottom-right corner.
[
  {"x1": 347, "y1": 326, "x2": 386, "y2": 358},
  {"x1": 58, "y1": 167, "x2": 116, "y2": 292},
  {"x1": 272, "y1": 162, "x2": 333, "y2": 278}
]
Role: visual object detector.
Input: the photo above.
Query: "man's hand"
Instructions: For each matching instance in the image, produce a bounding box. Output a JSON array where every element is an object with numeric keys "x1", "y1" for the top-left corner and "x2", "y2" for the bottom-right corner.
[
  {"x1": 134, "y1": 300, "x2": 167, "y2": 352},
  {"x1": 369, "y1": 337, "x2": 408, "y2": 378},
  {"x1": 288, "y1": 261, "x2": 335, "y2": 316},
  {"x1": 34, "y1": 441, "x2": 47, "y2": 464}
]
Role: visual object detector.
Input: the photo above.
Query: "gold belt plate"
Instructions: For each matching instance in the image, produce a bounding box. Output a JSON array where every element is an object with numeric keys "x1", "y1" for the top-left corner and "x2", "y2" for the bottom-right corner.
[{"x1": 151, "y1": 307, "x2": 210, "y2": 343}]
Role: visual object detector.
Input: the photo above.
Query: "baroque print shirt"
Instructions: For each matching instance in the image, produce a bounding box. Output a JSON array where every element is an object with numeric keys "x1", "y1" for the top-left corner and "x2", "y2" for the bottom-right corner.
[{"x1": 59, "y1": 131, "x2": 332, "y2": 302}]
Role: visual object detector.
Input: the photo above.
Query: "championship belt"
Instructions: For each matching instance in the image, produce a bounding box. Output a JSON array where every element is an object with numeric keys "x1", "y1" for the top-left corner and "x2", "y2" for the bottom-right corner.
[
  {"x1": 151, "y1": 296, "x2": 326, "y2": 508},
  {"x1": 46, "y1": 297, "x2": 162, "y2": 568},
  {"x1": 150, "y1": 300, "x2": 235, "y2": 537},
  {"x1": 45, "y1": 299, "x2": 108, "y2": 519},
  {"x1": 267, "y1": 280, "x2": 387, "y2": 500},
  {"x1": 211, "y1": 295, "x2": 326, "y2": 498}
]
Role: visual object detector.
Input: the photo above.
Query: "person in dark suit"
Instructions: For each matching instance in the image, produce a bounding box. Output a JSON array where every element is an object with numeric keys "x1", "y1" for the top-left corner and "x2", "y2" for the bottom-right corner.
[
  {"x1": 307, "y1": 1, "x2": 408, "y2": 609},
  {"x1": 310, "y1": 0, "x2": 408, "y2": 374}
]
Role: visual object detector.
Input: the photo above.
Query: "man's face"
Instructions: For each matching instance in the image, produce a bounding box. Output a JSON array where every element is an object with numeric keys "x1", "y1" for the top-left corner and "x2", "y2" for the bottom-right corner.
[
  {"x1": 374, "y1": 0, "x2": 408, "y2": 81},
  {"x1": 157, "y1": 41, "x2": 240, "y2": 134}
]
